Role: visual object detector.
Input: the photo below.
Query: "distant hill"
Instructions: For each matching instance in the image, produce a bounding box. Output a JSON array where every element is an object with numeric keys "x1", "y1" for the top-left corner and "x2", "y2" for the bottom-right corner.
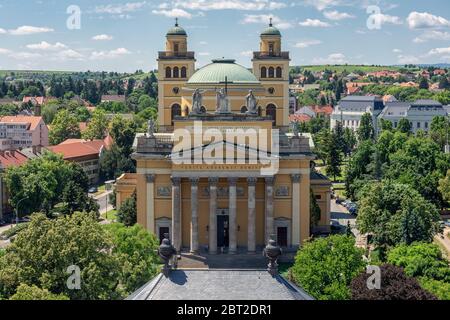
[{"x1": 293, "y1": 65, "x2": 404, "y2": 74}]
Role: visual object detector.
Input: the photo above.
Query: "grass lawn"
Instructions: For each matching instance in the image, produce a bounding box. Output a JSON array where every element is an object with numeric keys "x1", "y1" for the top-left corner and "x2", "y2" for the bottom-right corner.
[{"x1": 102, "y1": 209, "x2": 117, "y2": 221}]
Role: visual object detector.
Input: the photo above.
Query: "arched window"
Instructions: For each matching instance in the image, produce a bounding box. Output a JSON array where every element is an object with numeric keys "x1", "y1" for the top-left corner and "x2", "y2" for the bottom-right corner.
[
  {"x1": 266, "y1": 104, "x2": 277, "y2": 123},
  {"x1": 276, "y1": 67, "x2": 282, "y2": 78},
  {"x1": 171, "y1": 104, "x2": 181, "y2": 125},
  {"x1": 165, "y1": 67, "x2": 172, "y2": 78},
  {"x1": 241, "y1": 106, "x2": 248, "y2": 114},
  {"x1": 181, "y1": 67, "x2": 187, "y2": 78},
  {"x1": 268, "y1": 67, "x2": 275, "y2": 78},
  {"x1": 261, "y1": 67, "x2": 267, "y2": 79},
  {"x1": 173, "y1": 67, "x2": 179, "y2": 78}
]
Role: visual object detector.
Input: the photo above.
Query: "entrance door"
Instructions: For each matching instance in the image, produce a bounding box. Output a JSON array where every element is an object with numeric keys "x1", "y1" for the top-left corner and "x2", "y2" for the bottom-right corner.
[
  {"x1": 159, "y1": 227, "x2": 170, "y2": 244},
  {"x1": 277, "y1": 227, "x2": 288, "y2": 247},
  {"x1": 217, "y1": 215, "x2": 229, "y2": 248}
]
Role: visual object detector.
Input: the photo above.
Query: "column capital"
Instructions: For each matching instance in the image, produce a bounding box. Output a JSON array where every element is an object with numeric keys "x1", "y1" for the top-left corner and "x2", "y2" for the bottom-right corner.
[
  {"x1": 291, "y1": 174, "x2": 301, "y2": 183},
  {"x1": 171, "y1": 176, "x2": 181, "y2": 186},
  {"x1": 190, "y1": 177, "x2": 200, "y2": 186},
  {"x1": 208, "y1": 177, "x2": 219, "y2": 186},
  {"x1": 146, "y1": 174, "x2": 155, "y2": 183},
  {"x1": 228, "y1": 177, "x2": 238, "y2": 186},
  {"x1": 265, "y1": 177, "x2": 275, "y2": 186},
  {"x1": 247, "y1": 177, "x2": 257, "y2": 186}
]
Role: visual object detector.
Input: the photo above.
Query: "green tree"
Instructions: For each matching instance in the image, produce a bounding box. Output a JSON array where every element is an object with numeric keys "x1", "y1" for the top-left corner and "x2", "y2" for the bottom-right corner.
[
  {"x1": 397, "y1": 118, "x2": 412, "y2": 134},
  {"x1": 342, "y1": 127, "x2": 357, "y2": 156},
  {"x1": 310, "y1": 189, "x2": 321, "y2": 231},
  {"x1": 325, "y1": 132, "x2": 342, "y2": 181},
  {"x1": 3, "y1": 152, "x2": 94, "y2": 216},
  {"x1": 419, "y1": 77, "x2": 429, "y2": 90},
  {"x1": 49, "y1": 109, "x2": 81, "y2": 145},
  {"x1": 345, "y1": 140, "x2": 375, "y2": 200},
  {"x1": 357, "y1": 181, "x2": 441, "y2": 247},
  {"x1": 357, "y1": 113, "x2": 374, "y2": 141},
  {"x1": 103, "y1": 223, "x2": 160, "y2": 296},
  {"x1": 82, "y1": 109, "x2": 108, "y2": 140},
  {"x1": 430, "y1": 116, "x2": 450, "y2": 150},
  {"x1": 439, "y1": 170, "x2": 450, "y2": 204},
  {"x1": 0, "y1": 213, "x2": 120, "y2": 300},
  {"x1": 9, "y1": 284, "x2": 69, "y2": 300},
  {"x1": 291, "y1": 235, "x2": 365, "y2": 300},
  {"x1": 116, "y1": 191, "x2": 137, "y2": 227}
]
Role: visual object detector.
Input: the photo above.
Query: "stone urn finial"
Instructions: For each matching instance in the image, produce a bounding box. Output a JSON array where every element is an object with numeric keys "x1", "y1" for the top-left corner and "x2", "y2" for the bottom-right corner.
[
  {"x1": 264, "y1": 236, "x2": 282, "y2": 276},
  {"x1": 158, "y1": 233, "x2": 176, "y2": 277}
]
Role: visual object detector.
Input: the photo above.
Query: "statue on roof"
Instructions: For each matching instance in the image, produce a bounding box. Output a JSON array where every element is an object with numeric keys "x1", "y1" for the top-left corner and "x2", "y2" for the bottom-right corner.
[
  {"x1": 246, "y1": 90, "x2": 258, "y2": 115},
  {"x1": 216, "y1": 88, "x2": 230, "y2": 114},
  {"x1": 147, "y1": 119, "x2": 155, "y2": 137},
  {"x1": 192, "y1": 89, "x2": 205, "y2": 115}
]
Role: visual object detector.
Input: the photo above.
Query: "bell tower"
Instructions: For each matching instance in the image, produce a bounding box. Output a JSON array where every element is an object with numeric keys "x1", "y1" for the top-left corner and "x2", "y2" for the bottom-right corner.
[
  {"x1": 158, "y1": 18, "x2": 196, "y2": 130},
  {"x1": 252, "y1": 19, "x2": 290, "y2": 128}
]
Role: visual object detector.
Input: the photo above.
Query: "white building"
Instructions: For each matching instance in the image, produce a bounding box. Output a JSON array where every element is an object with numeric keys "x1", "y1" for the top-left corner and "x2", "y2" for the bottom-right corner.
[
  {"x1": 330, "y1": 96, "x2": 384, "y2": 132},
  {"x1": 379, "y1": 100, "x2": 449, "y2": 133},
  {"x1": 331, "y1": 96, "x2": 450, "y2": 135}
]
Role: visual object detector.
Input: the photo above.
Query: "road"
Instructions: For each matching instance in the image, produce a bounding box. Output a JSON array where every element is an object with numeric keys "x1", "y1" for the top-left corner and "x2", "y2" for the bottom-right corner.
[
  {"x1": 91, "y1": 190, "x2": 114, "y2": 215},
  {"x1": 435, "y1": 227, "x2": 450, "y2": 257}
]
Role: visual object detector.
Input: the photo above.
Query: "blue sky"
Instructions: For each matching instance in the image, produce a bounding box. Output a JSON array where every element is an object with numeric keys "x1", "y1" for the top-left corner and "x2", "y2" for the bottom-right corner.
[{"x1": 0, "y1": 0, "x2": 449, "y2": 72}]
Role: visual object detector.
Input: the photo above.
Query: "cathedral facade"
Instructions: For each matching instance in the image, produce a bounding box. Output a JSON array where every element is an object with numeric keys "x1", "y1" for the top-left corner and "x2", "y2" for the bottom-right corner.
[{"x1": 115, "y1": 21, "x2": 331, "y2": 254}]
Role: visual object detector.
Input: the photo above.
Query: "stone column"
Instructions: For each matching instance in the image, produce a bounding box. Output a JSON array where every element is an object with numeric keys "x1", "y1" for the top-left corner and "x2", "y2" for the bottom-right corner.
[
  {"x1": 291, "y1": 174, "x2": 301, "y2": 247},
  {"x1": 146, "y1": 174, "x2": 155, "y2": 233},
  {"x1": 208, "y1": 178, "x2": 218, "y2": 254},
  {"x1": 190, "y1": 177, "x2": 199, "y2": 254},
  {"x1": 228, "y1": 177, "x2": 238, "y2": 254},
  {"x1": 265, "y1": 177, "x2": 275, "y2": 244},
  {"x1": 171, "y1": 177, "x2": 181, "y2": 252},
  {"x1": 247, "y1": 177, "x2": 257, "y2": 253}
]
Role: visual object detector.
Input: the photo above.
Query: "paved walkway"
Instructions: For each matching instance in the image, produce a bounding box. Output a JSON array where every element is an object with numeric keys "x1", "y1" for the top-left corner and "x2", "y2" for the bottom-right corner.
[{"x1": 435, "y1": 227, "x2": 450, "y2": 258}]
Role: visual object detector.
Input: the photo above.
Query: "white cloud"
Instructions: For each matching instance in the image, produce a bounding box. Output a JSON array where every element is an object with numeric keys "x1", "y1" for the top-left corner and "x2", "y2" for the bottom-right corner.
[
  {"x1": 0, "y1": 48, "x2": 12, "y2": 54},
  {"x1": 8, "y1": 25, "x2": 54, "y2": 35},
  {"x1": 428, "y1": 47, "x2": 450, "y2": 56},
  {"x1": 170, "y1": 0, "x2": 287, "y2": 11},
  {"x1": 303, "y1": 0, "x2": 341, "y2": 11},
  {"x1": 413, "y1": 30, "x2": 450, "y2": 43},
  {"x1": 392, "y1": 49, "x2": 402, "y2": 53},
  {"x1": 299, "y1": 19, "x2": 331, "y2": 27},
  {"x1": 199, "y1": 41, "x2": 208, "y2": 45},
  {"x1": 240, "y1": 50, "x2": 253, "y2": 57},
  {"x1": 294, "y1": 40, "x2": 322, "y2": 48},
  {"x1": 26, "y1": 41, "x2": 67, "y2": 50},
  {"x1": 397, "y1": 55, "x2": 419, "y2": 64},
  {"x1": 152, "y1": 8, "x2": 192, "y2": 19},
  {"x1": 407, "y1": 12, "x2": 450, "y2": 29},
  {"x1": 90, "y1": 47, "x2": 131, "y2": 60},
  {"x1": 94, "y1": 2, "x2": 147, "y2": 14},
  {"x1": 0, "y1": 28, "x2": 6, "y2": 34},
  {"x1": 92, "y1": 34, "x2": 114, "y2": 41},
  {"x1": 312, "y1": 53, "x2": 347, "y2": 64},
  {"x1": 323, "y1": 10, "x2": 354, "y2": 21},
  {"x1": 371, "y1": 14, "x2": 402, "y2": 27},
  {"x1": 12, "y1": 52, "x2": 43, "y2": 60},
  {"x1": 241, "y1": 14, "x2": 293, "y2": 29},
  {"x1": 54, "y1": 49, "x2": 84, "y2": 60}
]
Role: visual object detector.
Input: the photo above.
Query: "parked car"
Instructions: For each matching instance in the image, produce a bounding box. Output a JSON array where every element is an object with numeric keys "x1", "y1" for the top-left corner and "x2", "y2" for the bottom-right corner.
[
  {"x1": 88, "y1": 187, "x2": 98, "y2": 194},
  {"x1": 0, "y1": 219, "x2": 6, "y2": 226},
  {"x1": 444, "y1": 220, "x2": 450, "y2": 227},
  {"x1": 336, "y1": 198, "x2": 344, "y2": 205}
]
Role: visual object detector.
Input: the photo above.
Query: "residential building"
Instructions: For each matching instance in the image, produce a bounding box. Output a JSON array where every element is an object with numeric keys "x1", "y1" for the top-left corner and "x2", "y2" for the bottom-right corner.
[
  {"x1": 379, "y1": 99, "x2": 449, "y2": 133},
  {"x1": 46, "y1": 138, "x2": 109, "y2": 185},
  {"x1": 115, "y1": 21, "x2": 332, "y2": 254},
  {"x1": 330, "y1": 96, "x2": 384, "y2": 132},
  {"x1": 0, "y1": 116, "x2": 49, "y2": 151}
]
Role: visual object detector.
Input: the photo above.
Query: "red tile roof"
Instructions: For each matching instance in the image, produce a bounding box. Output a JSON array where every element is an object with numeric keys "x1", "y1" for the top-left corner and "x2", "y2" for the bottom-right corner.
[
  {"x1": 290, "y1": 114, "x2": 312, "y2": 123},
  {"x1": 22, "y1": 96, "x2": 45, "y2": 105},
  {"x1": 47, "y1": 140, "x2": 105, "y2": 160},
  {"x1": 0, "y1": 116, "x2": 45, "y2": 130},
  {"x1": 0, "y1": 150, "x2": 28, "y2": 168},
  {"x1": 311, "y1": 105, "x2": 333, "y2": 116}
]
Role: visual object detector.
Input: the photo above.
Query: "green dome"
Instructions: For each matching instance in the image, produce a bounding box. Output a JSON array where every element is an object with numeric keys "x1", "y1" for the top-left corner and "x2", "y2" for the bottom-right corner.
[
  {"x1": 188, "y1": 59, "x2": 259, "y2": 84},
  {"x1": 261, "y1": 24, "x2": 281, "y2": 36},
  {"x1": 167, "y1": 25, "x2": 187, "y2": 36}
]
